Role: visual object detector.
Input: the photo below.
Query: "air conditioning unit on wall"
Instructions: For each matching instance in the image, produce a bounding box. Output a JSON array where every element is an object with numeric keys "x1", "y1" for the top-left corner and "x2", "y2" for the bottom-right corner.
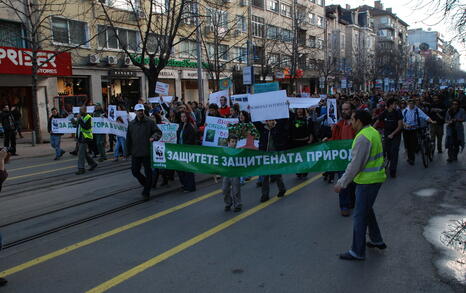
[
  {"x1": 124, "y1": 57, "x2": 133, "y2": 66},
  {"x1": 88, "y1": 54, "x2": 100, "y2": 64},
  {"x1": 106, "y1": 56, "x2": 118, "y2": 65}
]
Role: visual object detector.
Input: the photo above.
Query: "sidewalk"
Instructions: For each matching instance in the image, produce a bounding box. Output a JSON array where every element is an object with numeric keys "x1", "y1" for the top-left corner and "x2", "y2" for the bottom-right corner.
[{"x1": 5, "y1": 132, "x2": 77, "y2": 159}]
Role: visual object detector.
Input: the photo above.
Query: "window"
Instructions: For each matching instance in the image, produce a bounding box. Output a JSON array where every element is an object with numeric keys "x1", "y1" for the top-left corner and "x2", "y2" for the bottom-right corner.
[
  {"x1": 280, "y1": 4, "x2": 291, "y2": 17},
  {"x1": 52, "y1": 17, "x2": 88, "y2": 46},
  {"x1": 179, "y1": 40, "x2": 198, "y2": 58},
  {"x1": 268, "y1": 53, "x2": 280, "y2": 66},
  {"x1": 181, "y1": 2, "x2": 196, "y2": 25},
  {"x1": 267, "y1": 0, "x2": 279, "y2": 12},
  {"x1": 252, "y1": 16, "x2": 265, "y2": 38},
  {"x1": 317, "y1": 16, "x2": 324, "y2": 27},
  {"x1": 298, "y1": 29, "x2": 306, "y2": 46},
  {"x1": 317, "y1": 39, "x2": 324, "y2": 49},
  {"x1": 282, "y1": 55, "x2": 291, "y2": 67},
  {"x1": 153, "y1": 0, "x2": 168, "y2": 14},
  {"x1": 252, "y1": 0, "x2": 264, "y2": 9},
  {"x1": 281, "y1": 29, "x2": 292, "y2": 42},
  {"x1": 309, "y1": 13, "x2": 316, "y2": 25},
  {"x1": 0, "y1": 20, "x2": 24, "y2": 48},
  {"x1": 147, "y1": 34, "x2": 167, "y2": 53},
  {"x1": 309, "y1": 35, "x2": 316, "y2": 48},
  {"x1": 236, "y1": 15, "x2": 247, "y2": 32},
  {"x1": 98, "y1": 25, "x2": 139, "y2": 51},
  {"x1": 206, "y1": 8, "x2": 228, "y2": 29},
  {"x1": 267, "y1": 25, "x2": 279, "y2": 40},
  {"x1": 315, "y1": 0, "x2": 323, "y2": 5},
  {"x1": 253, "y1": 46, "x2": 264, "y2": 64},
  {"x1": 103, "y1": 0, "x2": 140, "y2": 11},
  {"x1": 206, "y1": 43, "x2": 229, "y2": 60},
  {"x1": 233, "y1": 47, "x2": 247, "y2": 63}
]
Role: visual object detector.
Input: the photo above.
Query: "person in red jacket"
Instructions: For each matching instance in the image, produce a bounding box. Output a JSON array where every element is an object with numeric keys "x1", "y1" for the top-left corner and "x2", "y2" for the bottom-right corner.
[{"x1": 326, "y1": 102, "x2": 356, "y2": 216}]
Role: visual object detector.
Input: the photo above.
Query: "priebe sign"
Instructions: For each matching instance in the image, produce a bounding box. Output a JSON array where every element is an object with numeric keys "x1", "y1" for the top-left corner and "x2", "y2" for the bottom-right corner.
[{"x1": 0, "y1": 46, "x2": 72, "y2": 76}]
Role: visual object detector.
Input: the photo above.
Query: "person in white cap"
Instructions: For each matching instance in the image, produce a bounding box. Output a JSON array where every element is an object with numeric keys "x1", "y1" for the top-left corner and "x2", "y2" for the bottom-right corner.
[{"x1": 126, "y1": 104, "x2": 162, "y2": 200}]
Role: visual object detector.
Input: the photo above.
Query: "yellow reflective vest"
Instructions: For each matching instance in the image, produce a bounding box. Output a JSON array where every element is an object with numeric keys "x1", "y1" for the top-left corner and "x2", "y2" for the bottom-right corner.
[
  {"x1": 352, "y1": 126, "x2": 387, "y2": 184},
  {"x1": 80, "y1": 114, "x2": 93, "y2": 140}
]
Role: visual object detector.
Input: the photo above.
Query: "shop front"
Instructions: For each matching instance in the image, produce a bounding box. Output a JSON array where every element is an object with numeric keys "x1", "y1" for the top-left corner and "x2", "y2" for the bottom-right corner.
[
  {"x1": 55, "y1": 76, "x2": 91, "y2": 115},
  {"x1": 0, "y1": 46, "x2": 72, "y2": 134},
  {"x1": 181, "y1": 70, "x2": 209, "y2": 102},
  {"x1": 102, "y1": 69, "x2": 141, "y2": 110}
]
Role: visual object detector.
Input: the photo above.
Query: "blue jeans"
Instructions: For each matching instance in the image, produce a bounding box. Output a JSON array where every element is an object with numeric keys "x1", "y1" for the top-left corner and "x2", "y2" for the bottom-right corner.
[
  {"x1": 350, "y1": 183, "x2": 384, "y2": 259},
  {"x1": 114, "y1": 136, "x2": 127, "y2": 158},
  {"x1": 50, "y1": 135, "x2": 63, "y2": 158}
]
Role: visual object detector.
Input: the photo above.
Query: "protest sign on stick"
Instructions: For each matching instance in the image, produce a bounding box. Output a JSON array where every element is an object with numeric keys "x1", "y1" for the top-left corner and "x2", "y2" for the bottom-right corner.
[
  {"x1": 287, "y1": 98, "x2": 320, "y2": 109},
  {"x1": 248, "y1": 90, "x2": 289, "y2": 122},
  {"x1": 158, "y1": 123, "x2": 179, "y2": 143},
  {"x1": 327, "y1": 99, "x2": 338, "y2": 125},
  {"x1": 209, "y1": 90, "x2": 230, "y2": 107},
  {"x1": 202, "y1": 116, "x2": 238, "y2": 147}
]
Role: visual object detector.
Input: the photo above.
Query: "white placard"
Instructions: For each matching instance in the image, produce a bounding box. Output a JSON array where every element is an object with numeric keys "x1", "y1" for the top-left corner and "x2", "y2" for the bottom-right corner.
[
  {"x1": 287, "y1": 98, "x2": 320, "y2": 109},
  {"x1": 72, "y1": 107, "x2": 80, "y2": 114},
  {"x1": 86, "y1": 106, "x2": 95, "y2": 113},
  {"x1": 341, "y1": 79, "x2": 347, "y2": 89},
  {"x1": 155, "y1": 81, "x2": 169, "y2": 95},
  {"x1": 202, "y1": 116, "x2": 238, "y2": 147},
  {"x1": 128, "y1": 112, "x2": 136, "y2": 121},
  {"x1": 327, "y1": 99, "x2": 338, "y2": 125},
  {"x1": 158, "y1": 123, "x2": 179, "y2": 143},
  {"x1": 248, "y1": 90, "x2": 289, "y2": 122},
  {"x1": 108, "y1": 105, "x2": 117, "y2": 121},
  {"x1": 149, "y1": 96, "x2": 173, "y2": 104},
  {"x1": 230, "y1": 94, "x2": 250, "y2": 111},
  {"x1": 209, "y1": 90, "x2": 230, "y2": 107},
  {"x1": 115, "y1": 110, "x2": 128, "y2": 125}
]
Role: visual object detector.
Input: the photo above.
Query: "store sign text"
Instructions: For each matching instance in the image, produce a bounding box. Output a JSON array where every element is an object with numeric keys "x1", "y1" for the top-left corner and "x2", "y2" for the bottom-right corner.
[
  {"x1": 130, "y1": 54, "x2": 210, "y2": 69},
  {"x1": 0, "y1": 46, "x2": 72, "y2": 76}
]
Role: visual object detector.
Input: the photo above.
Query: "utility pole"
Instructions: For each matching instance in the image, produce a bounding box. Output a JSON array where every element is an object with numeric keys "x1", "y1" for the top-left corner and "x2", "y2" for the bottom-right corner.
[
  {"x1": 195, "y1": 0, "x2": 204, "y2": 104},
  {"x1": 246, "y1": 0, "x2": 253, "y2": 93}
]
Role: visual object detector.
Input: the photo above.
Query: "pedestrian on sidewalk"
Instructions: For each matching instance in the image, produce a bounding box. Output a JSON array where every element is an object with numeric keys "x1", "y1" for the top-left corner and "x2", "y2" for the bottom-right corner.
[
  {"x1": 93, "y1": 103, "x2": 107, "y2": 162},
  {"x1": 75, "y1": 106, "x2": 97, "y2": 175},
  {"x1": 48, "y1": 107, "x2": 66, "y2": 160},
  {"x1": 126, "y1": 104, "x2": 162, "y2": 200},
  {"x1": 223, "y1": 135, "x2": 242, "y2": 212},
  {"x1": 334, "y1": 110, "x2": 387, "y2": 261},
  {"x1": 445, "y1": 99, "x2": 465, "y2": 162},
  {"x1": 1, "y1": 105, "x2": 17, "y2": 156},
  {"x1": 11, "y1": 104, "x2": 23, "y2": 139}
]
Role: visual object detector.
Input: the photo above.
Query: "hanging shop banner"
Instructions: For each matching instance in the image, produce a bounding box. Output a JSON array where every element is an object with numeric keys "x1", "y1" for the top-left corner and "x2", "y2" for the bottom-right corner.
[
  {"x1": 158, "y1": 123, "x2": 179, "y2": 143},
  {"x1": 152, "y1": 140, "x2": 353, "y2": 177},
  {"x1": 287, "y1": 98, "x2": 320, "y2": 109},
  {"x1": 51, "y1": 117, "x2": 128, "y2": 137},
  {"x1": 155, "y1": 81, "x2": 169, "y2": 95},
  {"x1": 231, "y1": 94, "x2": 250, "y2": 111},
  {"x1": 0, "y1": 46, "x2": 72, "y2": 76},
  {"x1": 252, "y1": 82, "x2": 279, "y2": 94},
  {"x1": 249, "y1": 90, "x2": 289, "y2": 122},
  {"x1": 108, "y1": 105, "x2": 117, "y2": 121},
  {"x1": 209, "y1": 90, "x2": 230, "y2": 107},
  {"x1": 327, "y1": 99, "x2": 338, "y2": 125},
  {"x1": 202, "y1": 116, "x2": 238, "y2": 147}
]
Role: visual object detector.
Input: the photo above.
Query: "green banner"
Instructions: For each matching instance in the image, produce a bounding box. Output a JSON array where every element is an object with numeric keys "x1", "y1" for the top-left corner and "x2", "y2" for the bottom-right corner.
[{"x1": 152, "y1": 140, "x2": 352, "y2": 177}]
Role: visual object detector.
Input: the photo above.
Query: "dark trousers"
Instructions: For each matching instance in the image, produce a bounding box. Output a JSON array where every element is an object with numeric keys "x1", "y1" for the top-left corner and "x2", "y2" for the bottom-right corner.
[
  {"x1": 262, "y1": 175, "x2": 285, "y2": 197},
  {"x1": 108, "y1": 134, "x2": 115, "y2": 151},
  {"x1": 403, "y1": 129, "x2": 418, "y2": 162},
  {"x1": 178, "y1": 171, "x2": 196, "y2": 191},
  {"x1": 131, "y1": 156, "x2": 152, "y2": 195},
  {"x1": 95, "y1": 134, "x2": 106, "y2": 159},
  {"x1": 338, "y1": 172, "x2": 356, "y2": 210},
  {"x1": 384, "y1": 135, "x2": 401, "y2": 173},
  {"x1": 4, "y1": 130, "x2": 16, "y2": 154},
  {"x1": 78, "y1": 142, "x2": 96, "y2": 169},
  {"x1": 430, "y1": 124, "x2": 444, "y2": 152},
  {"x1": 350, "y1": 183, "x2": 384, "y2": 258}
]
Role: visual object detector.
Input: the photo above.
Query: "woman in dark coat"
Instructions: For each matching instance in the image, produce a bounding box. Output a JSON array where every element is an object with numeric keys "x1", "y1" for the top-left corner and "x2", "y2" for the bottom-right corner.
[{"x1": 176, "y1": 111, "x2": 197, "y2": 192}]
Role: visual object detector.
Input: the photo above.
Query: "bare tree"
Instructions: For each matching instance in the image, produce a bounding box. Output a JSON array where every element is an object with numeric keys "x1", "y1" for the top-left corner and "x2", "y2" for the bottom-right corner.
[
  {"x1": 198, "y1": 1, "x2": 247, "y2": 92},
  {"x1": 0, "y1": 0, "x2": 97, "y2": 143},
  {"x1": 97, "y1": 0, "x2": 197, "y2": 96}
]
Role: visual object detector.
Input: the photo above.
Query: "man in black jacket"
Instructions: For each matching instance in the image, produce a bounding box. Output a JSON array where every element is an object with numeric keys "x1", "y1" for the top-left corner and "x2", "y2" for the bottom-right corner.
[
  {"x1": 1, "y1": 105, "x2": 17, "y2": 155},
  {"x1": 254, "y1": 118, "x2": 289, "y2": 202},
  {"x1": 126, "y1": 104, "x2": 162, "y2": 200}
]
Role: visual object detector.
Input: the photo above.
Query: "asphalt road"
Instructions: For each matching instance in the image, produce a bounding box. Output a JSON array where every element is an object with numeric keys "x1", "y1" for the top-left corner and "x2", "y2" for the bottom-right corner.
[{"x1": 0, "y1": 149, "x2": 464, "y2": 293}]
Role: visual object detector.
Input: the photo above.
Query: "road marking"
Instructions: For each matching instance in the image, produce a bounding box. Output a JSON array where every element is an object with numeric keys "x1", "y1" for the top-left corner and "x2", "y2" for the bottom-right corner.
[
  {"x1": 7, "y1": 165, "x2": 75, "y2": 180},
  {"x1": 86, "y1": 174, "x2": 321, "y2": 293},
  {"x1": 0, "y1": 178, "x2": 259, "y2": 277},
  {"x1": 8, "y1": 158, "x2": 75, "y2": 172}
]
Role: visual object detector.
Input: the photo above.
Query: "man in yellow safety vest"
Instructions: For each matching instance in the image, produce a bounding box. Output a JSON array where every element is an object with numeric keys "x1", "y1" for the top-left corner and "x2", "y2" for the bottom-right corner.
[
  {"x1": 334, "y1": 109, "x2": 387, "y2": 260},
  {"x1": 75, "y1": 106, "x2": 97, "y2": 175}
]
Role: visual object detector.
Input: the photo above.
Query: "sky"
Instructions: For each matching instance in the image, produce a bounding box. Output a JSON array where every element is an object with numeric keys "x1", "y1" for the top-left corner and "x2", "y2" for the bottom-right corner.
[{"x1": 327, "y1": 0, "x2": 466, "y2": 70}]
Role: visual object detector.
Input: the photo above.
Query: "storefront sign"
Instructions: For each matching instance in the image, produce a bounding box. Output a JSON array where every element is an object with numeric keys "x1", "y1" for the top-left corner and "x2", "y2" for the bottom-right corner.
[
  {"x1": 0, "y1": 46, "x2": 72, "y2": 76},
  {"x1": 130, "y1": 55, "x2": 210, "y2": 69},
  {"x1": 159, "y1": 69, "x2": 178, "y2": 79},
  {"x1": 109, "y1": 70, "x2": 136, "y2": 77},
  {"x1": 181, "y1": 71, "x2": 207, "y2": 79},
  {"x1": 275, "y1": 71, "x2": 285, "y2": 79}
]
